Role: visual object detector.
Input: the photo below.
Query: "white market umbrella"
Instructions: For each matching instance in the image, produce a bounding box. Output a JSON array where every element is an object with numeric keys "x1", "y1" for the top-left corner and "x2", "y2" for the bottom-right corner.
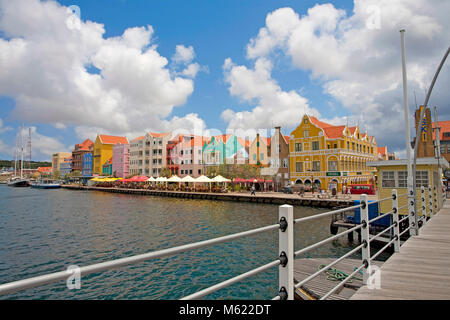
[
  {"x1": 195, "y1": 175, "x2": 212, "y2": 191},
  {"x1": 211, "y1": 175, "x2": 231, "y2": 183}
]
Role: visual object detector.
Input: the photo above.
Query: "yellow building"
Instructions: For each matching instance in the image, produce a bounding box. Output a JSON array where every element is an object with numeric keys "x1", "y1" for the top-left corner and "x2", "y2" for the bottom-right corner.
[
  {"x1": 93, "y1": 135, "x2": 129, "y2": 175},
  {"x1": 289, "y1": 114, "x2": 378, "y2": 191},
  {"x1": 368, "y1": 158, "x2": 448, "y2": 216}
]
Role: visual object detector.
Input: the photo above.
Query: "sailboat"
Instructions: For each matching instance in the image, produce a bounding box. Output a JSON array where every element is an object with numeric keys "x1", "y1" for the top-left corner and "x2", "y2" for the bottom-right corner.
[{"x1": 7, "y1": 125, "x2": 30, "y2": 187}]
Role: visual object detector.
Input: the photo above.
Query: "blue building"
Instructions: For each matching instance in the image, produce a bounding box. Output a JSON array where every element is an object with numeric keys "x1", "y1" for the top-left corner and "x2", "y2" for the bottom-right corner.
[
  {"x1": 59, "y1": 157, "x2": 72, "y2": 177},
  {"x1": 82, "y1": 152, "x2": 93, "y2": 177}
]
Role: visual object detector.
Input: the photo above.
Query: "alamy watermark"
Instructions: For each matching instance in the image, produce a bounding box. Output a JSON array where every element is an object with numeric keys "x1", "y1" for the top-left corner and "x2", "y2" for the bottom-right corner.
[
  {"x1": 66, "y1": 5, "x2": 81, "y2": 31},
  {"x1": 66, "y1": 265, "x2": 81, "y2": 290}
]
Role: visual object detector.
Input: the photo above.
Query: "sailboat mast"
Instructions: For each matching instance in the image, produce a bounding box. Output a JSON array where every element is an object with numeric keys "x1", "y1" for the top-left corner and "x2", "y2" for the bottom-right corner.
[
  {"x1": 14, "y1": 135, "x2": 18, "y2": 176},
  {"x1": 20, "y1": 124, "x2": 24, "y2": 179}
]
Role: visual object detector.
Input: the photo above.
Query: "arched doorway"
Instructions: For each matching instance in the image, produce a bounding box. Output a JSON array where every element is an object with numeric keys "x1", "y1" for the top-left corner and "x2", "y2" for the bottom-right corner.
[{"x1": 295, "y1": 179, "x2": 303, "y2": 185}]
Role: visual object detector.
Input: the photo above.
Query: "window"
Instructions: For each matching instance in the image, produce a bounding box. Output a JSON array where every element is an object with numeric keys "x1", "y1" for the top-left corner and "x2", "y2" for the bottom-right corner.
[
  {"x1": 181, "y1": 170, "x2": 184, "y2": 174},
  {"x1": 415, "y1": 171, "x2": 429, "y2": 188},
  {"x1": 260, "y1": 153, "x2": 264, "y2": 160},
  {"x1": 441, "y1": 145, "x2": 446, "y2": 154},
  {"x1": 283, "y1": 159, "x2": 288, "y2": 168},
  {"x1": 347, "y1": 142, "x2": 350, "y2": 149},
  {"x1": 398, "y1": 171, "x2": 407, "y2": 188},
  {"x1": 303, "y1": 130, "x2": 309, "y2": 138},
  {"x1": 189, "y1": 170, "x2": 193, "y2": 174},
  {"x1": 312, "y1": 161, "x2": 320, "y2": 172},
  {"x1": 382, "y1": 171, "x2": 395, "y2": 187},
  {"x1": 295, "y1": 162, "x2": 303, "y2": 173},
  {"x1": 253, "y1": 154, "x2": 257, "y2": 161},
  {"x1": 295, "y1": 143, "x2": 302, "y2": 152},
  {"x1": 334, "y1": 144, "x2": 337, "y2": 149},
  {"x1": 198, "y1": 169, "x2": 202, "y2": 175},
  {"x1": 328, "y1": 160, "x2": 338, "y2": 171},
  {"x1": 304, "y1": 119, "x2": 308, "y2": 124},
  {"x1": 352, "y1": 142, "x2": 355, "y2": 150},
  {"x1": 312, "y1": 141, "x2": 320, "y2": 150}
]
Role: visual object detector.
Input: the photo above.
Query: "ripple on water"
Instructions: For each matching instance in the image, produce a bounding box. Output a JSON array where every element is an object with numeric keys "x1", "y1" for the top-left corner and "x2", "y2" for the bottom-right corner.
[{"x1": 0, "y1": 186, "x2": 391, "y2": 299}]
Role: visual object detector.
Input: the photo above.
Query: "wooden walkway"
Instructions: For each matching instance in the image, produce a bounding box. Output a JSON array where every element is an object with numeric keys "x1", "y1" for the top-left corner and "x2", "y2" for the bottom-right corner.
[
  {"x1": 351, "y1": 201, "x2": 450, "y2": 300},
  {"x1": 293, "y1": 258, "x2": 383, "y2": 300}
]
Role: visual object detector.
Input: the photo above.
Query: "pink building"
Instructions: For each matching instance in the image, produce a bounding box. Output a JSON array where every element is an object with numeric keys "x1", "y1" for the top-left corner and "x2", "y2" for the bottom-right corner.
[
  {"x1": 112, "y1": 143, "x2": 130, "y2": 178},
  {"x1": 167, "y1": 134, "x2": 206, "y2": 178}
]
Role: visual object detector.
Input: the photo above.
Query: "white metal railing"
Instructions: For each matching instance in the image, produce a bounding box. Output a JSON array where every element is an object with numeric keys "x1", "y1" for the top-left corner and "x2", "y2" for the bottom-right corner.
[{"x1": 0, "y1": 186, "x2": 440, "y2": 300}]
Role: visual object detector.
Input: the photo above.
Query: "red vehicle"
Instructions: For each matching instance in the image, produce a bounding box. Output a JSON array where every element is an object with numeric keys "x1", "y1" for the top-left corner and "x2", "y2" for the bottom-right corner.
[{"x1": 349, "y1": 184, "x2": 375, "y2": 195}]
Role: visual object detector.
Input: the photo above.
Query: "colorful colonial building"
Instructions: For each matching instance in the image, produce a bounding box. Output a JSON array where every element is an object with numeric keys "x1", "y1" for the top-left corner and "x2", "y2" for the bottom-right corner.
[
  {"x1": 260, "y1": 127, "x2": 291, "y2": 189},
  {"x1": 289, "y1": 114, "x2": 378, "y2": 191},
  {"x1": 52, "y1": 152, "x2": 72, "y2": 175},
  {"x1": 72, "y1": 139, "x2": 94, "y2": 173},
  {"x1": 82, "y1": 152, "x2": 93, "y2": 177},
  {"x1": 59, "y1": 156, "x2": 72, "y2": 177},
  {"x1": 129, "y1": 132, "x2": 171, "y2": 177},
  {"x1": 166, "y1": 134, "x2": 206, "y2": 177},
  {"x1": 112, "y1": 143, "x2": 130, "y2": 178},
  {"x1": 93, "y1": 135, "x2": 129, "y2": 175}
]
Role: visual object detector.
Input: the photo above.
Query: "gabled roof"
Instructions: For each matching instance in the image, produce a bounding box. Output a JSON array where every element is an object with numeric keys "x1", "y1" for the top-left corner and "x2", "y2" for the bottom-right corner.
[
  {"x1": 74, "y1": 139, "x2": 94, "y2": 151},
  {"x1": 131, "y1": 136, "x2": 145, "y2": 142},
  {"x1": 323, "y1": 126, "x2": 346, "y2": 139},
  {"x1": 98, "y1": 135, "x2": 129, "y2": 145},
  {"x1": 283, "y1": 135, "x2": 290, "y2": 144},
  {"x1": 148, "y1": 132, "x2": 169, "y2": 138}
]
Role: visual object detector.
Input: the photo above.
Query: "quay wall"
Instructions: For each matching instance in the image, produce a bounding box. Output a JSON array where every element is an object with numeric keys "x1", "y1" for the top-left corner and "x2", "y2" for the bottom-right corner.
[{"x1": 61, "y1": 185, "x2": 353, "y2": 208}]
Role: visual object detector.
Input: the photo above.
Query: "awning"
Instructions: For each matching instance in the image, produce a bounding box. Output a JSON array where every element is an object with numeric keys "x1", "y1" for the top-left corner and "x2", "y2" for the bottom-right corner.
[
  {"x1": 181, "y1": 175, "x2": 197, "y2": 183},
  {"x1": 211, "y1": 175, "x2": 231, "y2": 183},
  {"x1": 167, "y1": 175, "x2": 182, "y2": 182},
  {"x1": 195, "y1": 175, "x2": 212, "y2": 183},
  {"x1": 120, "y1": 176, "x2": 149, "y2": 182}
]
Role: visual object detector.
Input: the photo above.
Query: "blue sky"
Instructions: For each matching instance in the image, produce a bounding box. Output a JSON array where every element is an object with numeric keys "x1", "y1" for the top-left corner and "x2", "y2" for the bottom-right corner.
[{"x1": 0, "y1": 0, "x2": 448, "y2": 161}]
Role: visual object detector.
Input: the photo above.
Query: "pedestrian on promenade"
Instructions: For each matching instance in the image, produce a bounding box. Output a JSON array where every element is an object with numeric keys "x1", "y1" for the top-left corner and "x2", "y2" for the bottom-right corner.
[
  {"x1": 251, "y1": 184, "x2": 256, "y2": 195},
  {"x1": 342, "y1": 185, "x2": 346, "y2": 195}
]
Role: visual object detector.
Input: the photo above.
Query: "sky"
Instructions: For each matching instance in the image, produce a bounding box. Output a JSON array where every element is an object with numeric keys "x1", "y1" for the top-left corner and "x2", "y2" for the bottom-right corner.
[{"x1": 0, "y1": 0, "x2": 449, "y2": 161}]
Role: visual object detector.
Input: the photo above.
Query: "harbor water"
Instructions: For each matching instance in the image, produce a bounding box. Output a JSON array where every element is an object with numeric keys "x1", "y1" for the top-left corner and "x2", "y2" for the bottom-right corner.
[{"x1": 0, "y1": 185, "x2": 389, "y2": 299}]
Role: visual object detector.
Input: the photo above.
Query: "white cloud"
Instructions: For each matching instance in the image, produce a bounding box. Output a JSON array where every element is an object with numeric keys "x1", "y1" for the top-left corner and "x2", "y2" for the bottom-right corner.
[
  {"x1": 172, "y1": 44, "x2": 195, "y2": 64},
  {"x1": 0, "y1": 118, "x2": 12, "y2": 134},
  {"x1": 0, "y1": 0, "x2": 202, "y2": 138},
  {"x1": 225, "y1": 0, "x2": 450, "y2": 153},
  {"x1": 222, "y1": 57, "x2": 319, "y2": 130}
]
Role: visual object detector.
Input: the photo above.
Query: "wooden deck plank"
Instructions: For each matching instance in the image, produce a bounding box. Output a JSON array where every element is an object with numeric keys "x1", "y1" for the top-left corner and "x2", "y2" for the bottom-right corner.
[
  {"x1": 293, "y1": 258, "x2": 383, "y2": 300},
  {"x1": 351, "y1": 202, "x2": 450, "y2": 300}
]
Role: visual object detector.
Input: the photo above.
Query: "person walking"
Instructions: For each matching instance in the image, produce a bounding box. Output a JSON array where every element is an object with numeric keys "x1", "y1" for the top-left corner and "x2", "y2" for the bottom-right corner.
[{"x1": 251, "y1": 184, "x2": 256, "y2": 195}]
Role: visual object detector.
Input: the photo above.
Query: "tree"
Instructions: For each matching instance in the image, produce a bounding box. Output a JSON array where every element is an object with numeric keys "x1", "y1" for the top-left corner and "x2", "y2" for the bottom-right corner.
[{"x1": 160, "y1": 167, "x2": 172, "y2": 178}]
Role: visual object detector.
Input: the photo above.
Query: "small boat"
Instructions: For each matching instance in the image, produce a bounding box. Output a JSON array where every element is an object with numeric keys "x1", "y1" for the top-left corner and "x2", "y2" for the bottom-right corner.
[
  {"x1": 31, "y1": 179, "x2": 61, "y2": 189},
  {"x1": 7, "y1": 177, "x2": 31, "y2": 187}
]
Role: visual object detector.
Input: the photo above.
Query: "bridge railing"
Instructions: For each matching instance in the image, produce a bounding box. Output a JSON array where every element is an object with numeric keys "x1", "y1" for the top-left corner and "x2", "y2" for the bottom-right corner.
[{"x1": 0, "y1": 187, "x2": 439, "y2": 300}]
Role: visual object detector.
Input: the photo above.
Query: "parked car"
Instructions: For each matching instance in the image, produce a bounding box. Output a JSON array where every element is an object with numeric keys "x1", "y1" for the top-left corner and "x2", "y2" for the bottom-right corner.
[{"x1": 349, "y1": 184, "x2": 375, "y2": 195}]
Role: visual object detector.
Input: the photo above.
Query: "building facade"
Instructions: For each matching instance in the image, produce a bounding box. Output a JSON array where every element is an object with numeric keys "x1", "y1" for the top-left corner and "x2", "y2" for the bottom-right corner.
[
  {"x1": 112, "y1": 143, "x2": 130, "y2": 178},
  {"x1": 289, "y1": 114, "x2": 378, "y2": 191},
  {"x1": 166, "y1": 134, "x2": 206, "y2": 177},
  {"x1": 93, "y1": 135, "x2": 129, "y2": 175},
  {"x1": 129, "y1": 132, "x2": 171, "y2": 177},
  {"x1": 59, "y1": 156, "x2": 72, "y2": 177},
  {"x1": 52, "y1": 152, "x2": 72, "y2": 175},
  {"x1": 72, "y1": 139, "x2": 94, "y2": 173},
  {"x1": 82, "y1": 152, "x2": 93, "y2": 177},
  {"x1": 249, "y1": 134, "x2": 270, "y2": 167},
  {"x1": 261, "y1": 127, "x2": 290, "y2": 189},
  {"x1": 102, "y1": 157, "x2": 113, "y2": 176}
]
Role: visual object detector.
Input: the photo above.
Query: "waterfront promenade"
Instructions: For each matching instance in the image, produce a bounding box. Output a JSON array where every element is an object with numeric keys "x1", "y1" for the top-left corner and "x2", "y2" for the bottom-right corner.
[
  {"x1": 351, "y1": 201, "x2": 450, "y2": 300},
  {"x1": 62, "y1": 184, "x2": 378, "y2": 208}
]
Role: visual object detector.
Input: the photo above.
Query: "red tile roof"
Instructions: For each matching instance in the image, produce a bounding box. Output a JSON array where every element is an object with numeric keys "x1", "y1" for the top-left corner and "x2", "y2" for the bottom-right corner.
[
  {"x1": 377, "y1": 146, "x2": 387, "y2": 156},
  {"x1": 433, "y1": 121, "x2": 450, "y2": 141},
  {"x1": 148, "y1": 132, "x2": 169, "y2": 138},
  {"x1": 99, "y1": 135, "x2": 129, "y2": 145},
  {"x1": 132, "y1": 136, "x2": 145, "y2": 142},
  {"x1": 37, "y1": 167, "x2": 52, "y2": 173},
  {"x1": 283, "y1": 135, "x2": 290, "y2": 144},
  {"x1": 74, "y1": 139, "x2": 93, "y2": 151}
]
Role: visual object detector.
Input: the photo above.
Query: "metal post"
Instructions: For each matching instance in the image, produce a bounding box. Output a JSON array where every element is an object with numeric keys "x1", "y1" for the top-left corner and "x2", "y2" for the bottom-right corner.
[
  {"x1": 421, "y1": 186, "x2": 426, "y2": 225},
  {"x1": 392, "y1": 189, "x2": 400, "y2": 252},
  {"x1": 428, "y1": 186, "x2": 433, "y2": 218},
  {"x1": 434, "y1": 186, "x2": 438, "y2": 215},
  {"x1": 360, "y1": 194, "x2": 370, "y2": 284},
  {"x1": 278, "y1": 204, "x2": 294, "y2": 300}
]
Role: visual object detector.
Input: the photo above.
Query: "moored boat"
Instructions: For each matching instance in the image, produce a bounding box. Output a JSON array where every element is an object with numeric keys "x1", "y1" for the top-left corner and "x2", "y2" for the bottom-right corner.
[
  {"x1": 7, "y1": 177, "x2": 31, "y2": 187},
  {"x1": 31, "y1": 179, "x2": 61, "y2": 189}
]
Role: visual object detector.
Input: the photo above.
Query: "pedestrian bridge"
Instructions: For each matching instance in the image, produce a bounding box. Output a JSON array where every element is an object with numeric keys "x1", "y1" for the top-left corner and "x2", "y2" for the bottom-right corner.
[{"x1": 352, "y1": 201, "x2": 450, "y2": 300}]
